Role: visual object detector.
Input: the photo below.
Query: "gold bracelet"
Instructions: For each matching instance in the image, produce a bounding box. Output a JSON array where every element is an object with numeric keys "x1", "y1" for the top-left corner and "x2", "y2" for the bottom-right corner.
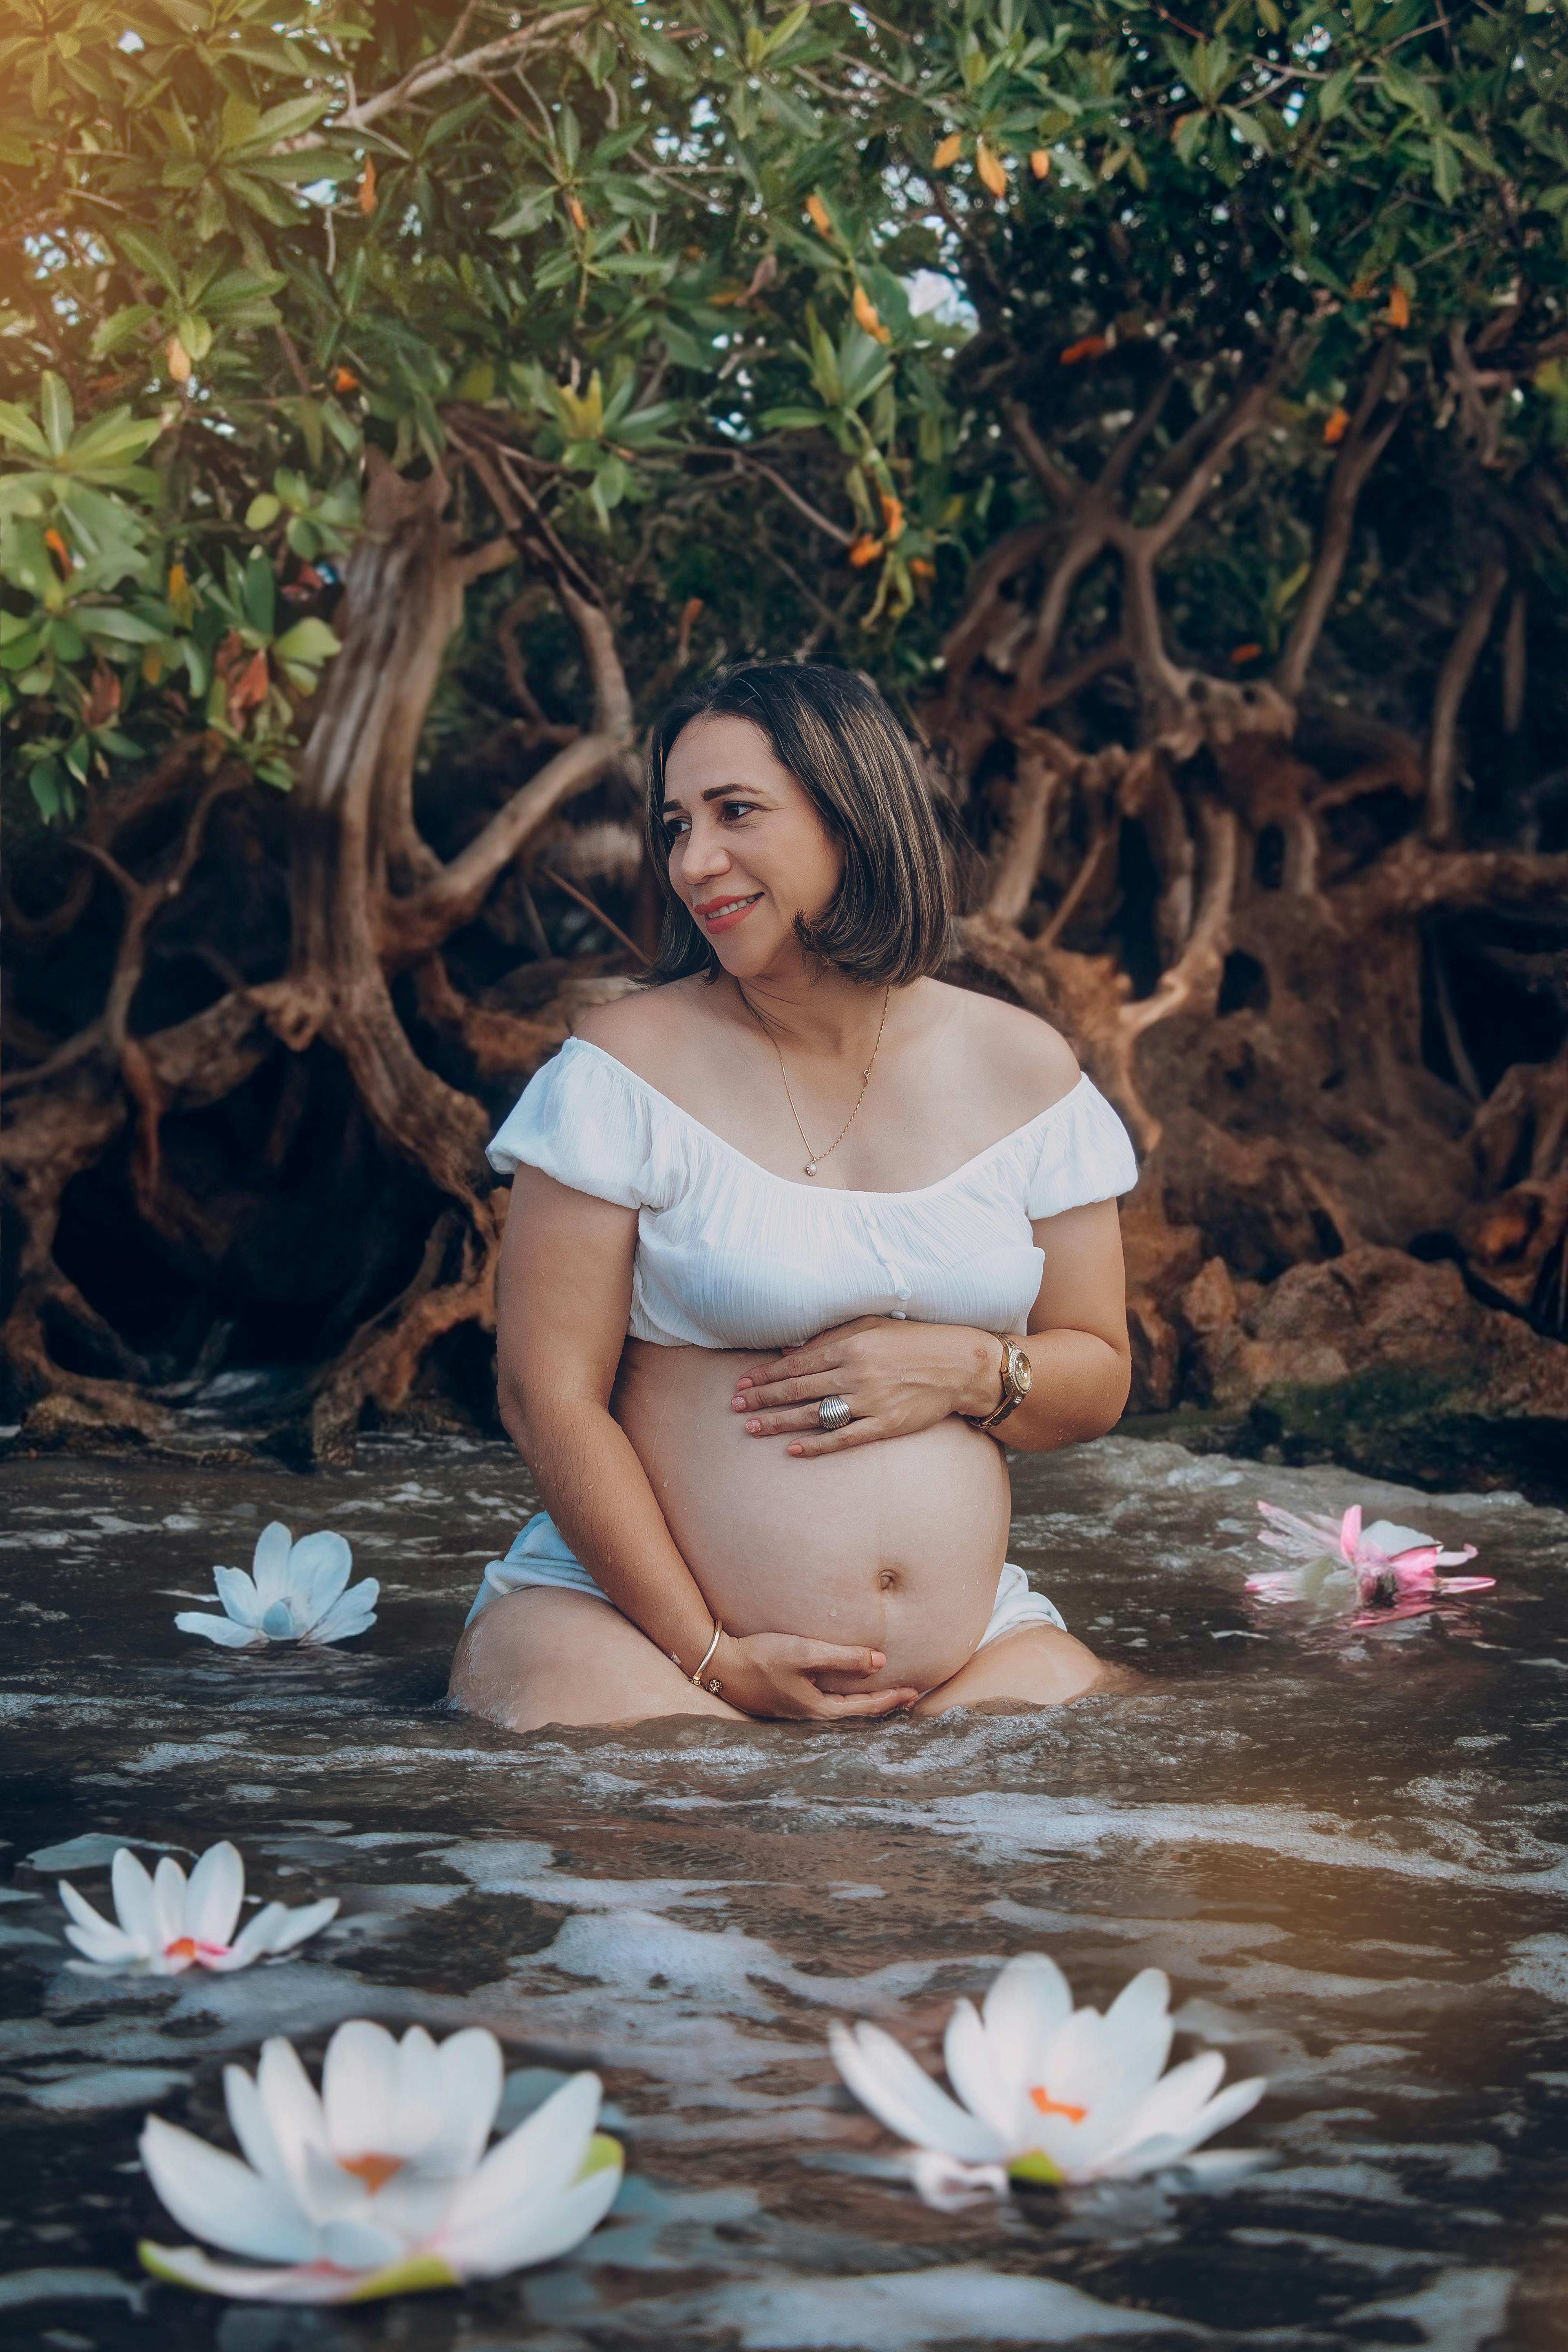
[{"x1": 690, "y1": 1620, "x2": 725, "y2": 1696}]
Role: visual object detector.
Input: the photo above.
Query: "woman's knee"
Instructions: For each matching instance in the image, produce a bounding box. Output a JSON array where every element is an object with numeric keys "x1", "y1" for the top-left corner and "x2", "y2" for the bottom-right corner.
[
  {"x1": 910, "y1": 1623, "x2": 1114, "y2": 1715},
  {"x1": 449, "y1": 1588, "x2": 604, "y2": 1724}
]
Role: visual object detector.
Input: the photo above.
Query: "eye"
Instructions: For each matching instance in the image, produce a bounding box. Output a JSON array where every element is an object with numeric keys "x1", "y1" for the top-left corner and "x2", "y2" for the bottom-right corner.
[
  {"x1": 719, "y1": 797, "x2": 758, "y2": 821},
  {"x1": 662, "y1": 812, "x2": 690, "y2": 838}
]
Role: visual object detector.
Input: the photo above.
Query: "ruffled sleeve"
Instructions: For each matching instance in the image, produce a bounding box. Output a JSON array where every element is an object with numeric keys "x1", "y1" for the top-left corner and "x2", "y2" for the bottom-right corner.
[
  {"x1": 1024, "y1": 1075, "x2": 1139, "y2": 1220},
  {"x1": 486, "y1": 1039, "x2": 669, "y2": 1210}
]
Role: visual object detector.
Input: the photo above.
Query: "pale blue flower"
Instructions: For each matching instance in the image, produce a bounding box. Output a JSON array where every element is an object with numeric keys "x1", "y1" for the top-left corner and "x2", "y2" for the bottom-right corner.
[{"x1": 176, "y1": 1522, "x2": 378, "y2": 1647}]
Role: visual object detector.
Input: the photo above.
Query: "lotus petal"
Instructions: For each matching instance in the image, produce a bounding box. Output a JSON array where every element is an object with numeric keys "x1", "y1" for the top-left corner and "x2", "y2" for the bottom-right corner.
[
  {"x1": 829, "y1": 2020, "x2": 1004, "y2": 2163},
  {"x1": 288, "y1": 1532, "x2": 354, "y2": 1627},
  {"x1": 260, "y1": 1600, "x2": 299, "y2": 1640},
  {"x1": 982, "y1": 1952, "x2": 1073, "y2": 2078},
  {"x1": 110, "y1": 1850, "x2": 158, "y2": 1950},
  {"x1": 140, "y1": 2115, "x2": 319, "y2": 2264},
  {"x1": 150, "y1": 1856, "x2": 189, "y2": 1952},
  {"x1": 322, "y1": 2020, "x2": 402, "y2": 2164},
  {"x1": 318, "y1": 2215, "x2": 405, "y2": 2272},
  {"x1": 175, "y1": 1611, "x2": 259, "y2": 1647},
  {"x1": 185, "y1": 1842, "x2": 244, "y2": 1950},
  {"x1": 425, "y1": 2027, "x2": 504, "y2": 2175},
  {"x1": 250, "y1": 1523, "x2": 296, "y2": 1611},
  {"x1": 907, "y1": 2149, "x2": 1011, "y2": 2212},
  {"x1": 440, "y1": 2132, "x2": 623, "y2": 2279},
  {"x1": 139, "y1": 2241, "x2": 460, "y2": 2304},
  {"x1": 254, "y1": 2036, "x2": 332, "y2": 2209},
  {"x1": 310, "y1": 1582, "x2": 379, "y2": 1645},
  {"x1": 942, "y1": 1998, "x2": 1015, "y2": 2142},
  {"x1": 443, "y1": 2071, "x2": 601, "y2": 2241},
  {"x1": 256, "y1": 1896, "x2": 339, "y2": 1958},
  {"x1": 213, "y1": 1567, "x2": 263, "y2": 1627}
]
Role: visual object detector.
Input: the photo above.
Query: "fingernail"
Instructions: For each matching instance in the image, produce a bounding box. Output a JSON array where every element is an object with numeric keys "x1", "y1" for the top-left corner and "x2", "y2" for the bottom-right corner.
[
  {"x1": 731, "y1": 1395, "x2": 744, "y2": 1409},
  {"x1": 746, "y1": 1419, "x2": 761, "y2": 1435},
  {"x1": 787, "y1": 1443, "x2": 803, "y2": 1456}
]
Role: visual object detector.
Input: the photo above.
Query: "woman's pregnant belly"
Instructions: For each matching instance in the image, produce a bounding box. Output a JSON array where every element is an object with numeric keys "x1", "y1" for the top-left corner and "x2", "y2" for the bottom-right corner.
[{"x1": 610, "y1": 1336, "x2": 1011, "y2": 1693}]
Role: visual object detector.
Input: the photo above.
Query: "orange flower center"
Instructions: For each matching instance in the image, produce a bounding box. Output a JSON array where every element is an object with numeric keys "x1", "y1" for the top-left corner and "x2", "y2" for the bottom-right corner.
[
  {"x1": 163, "y1": 1936, "x2": 228, "y2": 1962},
  {"x1": 1029, "y1": 2085, "x2": 1088, "y2": 2124},
  {"x1": 339, "y1": 2152, "x2": 403, "y2": 2192}
]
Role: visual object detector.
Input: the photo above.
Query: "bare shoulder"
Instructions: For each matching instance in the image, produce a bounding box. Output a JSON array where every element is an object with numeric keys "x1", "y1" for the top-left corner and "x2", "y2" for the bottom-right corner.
[
  {"x1": 926, "y1": 979, "x2": 1081, "y2": 1124},
  {"x1": 571, "y1": 979, "x2": 712, "y2": 1088}
]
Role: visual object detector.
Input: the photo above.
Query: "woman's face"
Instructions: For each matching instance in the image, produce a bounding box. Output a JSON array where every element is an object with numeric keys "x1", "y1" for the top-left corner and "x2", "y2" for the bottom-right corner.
[{"x1": 660, "y1": 713, "x2": 844, "y2": 979}]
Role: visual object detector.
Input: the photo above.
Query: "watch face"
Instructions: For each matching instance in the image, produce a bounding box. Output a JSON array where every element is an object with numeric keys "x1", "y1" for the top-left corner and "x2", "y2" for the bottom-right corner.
[{"x1": 1013, "y1": 1348, "x2": 1033, "y2": 1395}]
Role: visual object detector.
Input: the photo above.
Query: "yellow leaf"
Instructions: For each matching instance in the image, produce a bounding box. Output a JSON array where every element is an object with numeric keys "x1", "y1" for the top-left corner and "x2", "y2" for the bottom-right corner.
[
  {"x1": 975, "y1": 139, "x2": 1008, "y2": 199},
  {"x1": 567, "y1": 193, "x2": 586, "y2": 231},
  {"x1": 878, "y1": 490, "x2": 904, "y2": 539},
  {"x1": 166, "y1": 334, "x2": 192, "y2": 383},
  {"x1": 852, "y1": 284, "x2": 890, "y2": 345},
  {"x1": 806, "y1": 192, "x2": 832, "y2": 236},
  {"x1": 933, "y1": 132, "x2": 963, "y2": 170},
  {"x1": 1386, "y1": 285, "x2": 1410, "y2": 329},
  {"x1": 1029, "y1": 149, "x2": 1051, "y2": 180}
]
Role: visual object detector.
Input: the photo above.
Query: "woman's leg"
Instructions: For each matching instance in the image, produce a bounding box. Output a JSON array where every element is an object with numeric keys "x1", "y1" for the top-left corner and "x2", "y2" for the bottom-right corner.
[
  {"x1": 449, "y1": 1586, "x2": 746, "y2": 1734},
  {"x1": 908, "y1": 1622, "x2": 1128, "y2": 1716}
]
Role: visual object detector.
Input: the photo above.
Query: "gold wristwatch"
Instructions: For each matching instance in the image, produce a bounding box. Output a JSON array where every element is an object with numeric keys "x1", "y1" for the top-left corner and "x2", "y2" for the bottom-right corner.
[{"x1": 966, "y1": 1331, "x2": 1033, "y2": 1432}]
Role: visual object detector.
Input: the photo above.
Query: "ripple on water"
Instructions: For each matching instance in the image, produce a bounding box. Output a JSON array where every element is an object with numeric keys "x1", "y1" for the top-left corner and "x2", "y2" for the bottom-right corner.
[{"x1": 0, "y1": 1433, "x2": 1565, "y2": 2348}]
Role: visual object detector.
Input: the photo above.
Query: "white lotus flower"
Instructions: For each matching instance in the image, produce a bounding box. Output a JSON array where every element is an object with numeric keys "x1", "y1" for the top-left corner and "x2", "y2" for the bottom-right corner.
[
  {"x1": 138, "y1": 2022, "x2": 623, "y2": 2302},
  {"x1": 58, "y1": 1842, "x2": 337, "y2": 1976},
  {"x1": 175, "y1": 1523, "x2": 378, "y2": 1647},
  {"x1": 831, "y1": 1954, "x2": 1266, "y2": 2211}
]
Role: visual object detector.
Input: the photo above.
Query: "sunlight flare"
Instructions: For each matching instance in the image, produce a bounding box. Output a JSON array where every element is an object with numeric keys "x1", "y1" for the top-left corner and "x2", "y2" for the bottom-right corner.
[
  {"x1": 58, "y1": 1841, "x2": 337, "y2": 1976},
  {"x1": 175, "y1": 1523, "x2": 378, "y2": 1646},
  {"x1": 830, "y1": 1954, "x2": 1266, "y2": 2211},
  {"x1": 138, "y1": 2022, "x2": 624, "y2": 2301}
]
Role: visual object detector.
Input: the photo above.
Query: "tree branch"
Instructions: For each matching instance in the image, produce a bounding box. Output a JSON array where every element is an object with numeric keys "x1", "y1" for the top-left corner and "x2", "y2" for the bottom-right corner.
[
  {"x1": 1276, "y1": 341, "x2": 1407, "y2": 701},
  {"x1": 383, "y1": 731, "x2": 627, "y2": 963},
  {"x1": 1003, "y1": 400, "x2": 1083, "y2": 509},
  {"x1": 1426, "y1": 555, "x2": 1508, "y2": 844}
]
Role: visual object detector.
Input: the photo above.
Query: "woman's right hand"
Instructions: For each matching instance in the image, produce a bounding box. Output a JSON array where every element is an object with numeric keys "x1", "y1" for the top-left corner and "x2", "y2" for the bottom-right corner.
[{"x1": 713, "y1": 1631, "x2": 919, "y2": 1721}]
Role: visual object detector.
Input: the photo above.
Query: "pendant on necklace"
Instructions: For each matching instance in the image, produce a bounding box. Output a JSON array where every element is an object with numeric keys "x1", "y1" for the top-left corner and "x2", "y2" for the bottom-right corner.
[{"x1": 804, "y1": 1161, "x2": 817, "y2": 1177}]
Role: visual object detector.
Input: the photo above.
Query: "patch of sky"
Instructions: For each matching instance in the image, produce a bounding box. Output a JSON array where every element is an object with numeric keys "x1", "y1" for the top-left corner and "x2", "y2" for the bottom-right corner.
[{"x1": 904, "y1": 270, "x2": 978, "y2": 333}]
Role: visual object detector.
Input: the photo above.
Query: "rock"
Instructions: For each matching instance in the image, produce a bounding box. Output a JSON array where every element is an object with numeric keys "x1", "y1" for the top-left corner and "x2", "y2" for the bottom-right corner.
[{"x1": 1172, "y1": 1245, "x2": 1568, "y2": 1499}]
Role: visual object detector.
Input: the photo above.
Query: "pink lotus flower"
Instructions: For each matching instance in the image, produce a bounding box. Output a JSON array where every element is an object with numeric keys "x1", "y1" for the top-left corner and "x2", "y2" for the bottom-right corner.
[{"x1": 1248, "y1": 1502, "x2": 1492, "y2": 1623}]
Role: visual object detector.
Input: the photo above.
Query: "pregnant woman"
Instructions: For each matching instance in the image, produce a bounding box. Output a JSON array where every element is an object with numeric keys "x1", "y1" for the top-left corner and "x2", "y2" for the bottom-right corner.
[{"x1": 450, "y1": 662, "x2": 1138, "y2": 1732}]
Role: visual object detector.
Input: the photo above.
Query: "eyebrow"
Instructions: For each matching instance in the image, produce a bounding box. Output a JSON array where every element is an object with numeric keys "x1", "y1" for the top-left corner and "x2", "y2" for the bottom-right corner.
[{"x1": 659, "y1": 783, "x2": 768, "y2": 810}]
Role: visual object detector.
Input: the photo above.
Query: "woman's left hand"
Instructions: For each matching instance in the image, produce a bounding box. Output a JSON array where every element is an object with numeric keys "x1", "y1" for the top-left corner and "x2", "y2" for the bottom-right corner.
[{"x1": 731, "y1": 1316, "x2": 1003, "y2": 1455}]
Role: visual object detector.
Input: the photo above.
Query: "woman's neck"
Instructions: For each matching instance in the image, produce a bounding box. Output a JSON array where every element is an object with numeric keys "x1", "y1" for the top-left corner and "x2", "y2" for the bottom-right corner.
[{"x1": 725, "y1": 968, "x2": 907, "y2": 1061}]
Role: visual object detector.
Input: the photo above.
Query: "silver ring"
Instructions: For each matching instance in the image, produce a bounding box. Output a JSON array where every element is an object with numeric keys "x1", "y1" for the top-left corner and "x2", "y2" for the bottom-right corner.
[{"x1": 817, "y1": 1394, "x2": 854, "y2": 1432}]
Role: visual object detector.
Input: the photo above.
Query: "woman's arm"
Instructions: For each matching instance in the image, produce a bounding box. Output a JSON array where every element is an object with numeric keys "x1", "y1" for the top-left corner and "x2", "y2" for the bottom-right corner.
[
  {"x1": 731, "y1": 1198, "x2": 1131, "y2": 1458},
  {"x1": 495, "y1": 1165, "x2": 918, "y2": 1716}
]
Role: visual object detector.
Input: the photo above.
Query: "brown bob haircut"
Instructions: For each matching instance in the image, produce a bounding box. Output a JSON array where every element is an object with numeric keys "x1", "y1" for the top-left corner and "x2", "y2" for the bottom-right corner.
[{"x1": 644, "y1": 661, "x2": 952, "y2": 986}]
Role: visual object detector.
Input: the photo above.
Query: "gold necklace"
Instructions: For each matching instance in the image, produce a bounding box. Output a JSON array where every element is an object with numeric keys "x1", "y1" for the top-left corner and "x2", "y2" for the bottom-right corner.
[{"x1": 743, "y1": 986, "x2": 891, "y2": 1177}]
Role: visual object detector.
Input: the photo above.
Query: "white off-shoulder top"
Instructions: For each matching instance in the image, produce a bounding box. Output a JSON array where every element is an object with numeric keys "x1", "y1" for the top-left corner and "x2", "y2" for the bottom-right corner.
[{"x1": 487, "y1": 1036, "x2": 1137, "y2": 1350}]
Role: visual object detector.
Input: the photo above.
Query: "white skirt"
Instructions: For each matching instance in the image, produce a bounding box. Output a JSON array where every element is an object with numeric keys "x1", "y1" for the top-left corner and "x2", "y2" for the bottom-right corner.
[{"x1": 466, "y1": 1512, "x2": 1067, "y2": 1651}]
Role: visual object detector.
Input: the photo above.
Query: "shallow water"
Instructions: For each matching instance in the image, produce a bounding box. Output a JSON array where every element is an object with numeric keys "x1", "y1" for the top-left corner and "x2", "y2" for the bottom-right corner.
[{"x1": 2, "y1": 1433, "x2": 1566, "y2": 2351}]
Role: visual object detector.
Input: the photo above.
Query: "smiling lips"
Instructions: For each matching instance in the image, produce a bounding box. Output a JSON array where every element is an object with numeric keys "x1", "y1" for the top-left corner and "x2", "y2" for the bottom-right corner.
[{"x1": 694, "y1": 891, "x2": 763, "y2": 933}]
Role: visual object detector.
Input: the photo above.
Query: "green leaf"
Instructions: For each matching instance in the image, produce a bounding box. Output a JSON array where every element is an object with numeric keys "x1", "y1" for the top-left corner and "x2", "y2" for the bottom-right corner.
[
  {"x1": 492, "y1": 186, "x2": 555, "y2": 238},
  {"x1": 246, "y1": 492, "x2": 282, "y2": 530},
  {"x1": 40, "y1": 372, "x2": 74, "y2": 458},
  {"x1": 0, "y1": 400, "x2": 49, "y2": 459},
  {"x1": 241, "y1": 550, "x2": 276, "y2": 636},
  {"x1": 89, "y1": 304, "x2": 158, "y2": 359},
  {"x1": 114, "y1": 224, "x2": 182, "y2": 294},
  {"x1": 1318, "y1": 65, "x2": 1356, "y2": 123},
  {"x1": 75, "y1": 606, "x2": 167, "y2": 645},
  {"x1": 272, "y1": 617, "x2": 341, "y2": 664},
  {"x1": 760, "y1": 406, "x2": 832, "y2": 430}
]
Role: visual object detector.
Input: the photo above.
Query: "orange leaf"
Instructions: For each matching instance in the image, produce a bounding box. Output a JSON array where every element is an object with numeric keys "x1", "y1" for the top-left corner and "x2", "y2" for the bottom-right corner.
[
  {"x1": 1349, "y1": 279, "x2": 1376, "y2": 301},
  {"x1": 1322, "y1": 406, "x2": 1350, "y2": 446},
  {"x1": 226, "y1": 646, "x2": 271, "y2": 722},
  {"x1": 332, "y1": 365, "x2": 360, "y2": 393},
  {"x1": 82, "y1": 661, "x2": 121, "y2": 729},
  {"x1": 852, "y1": 284, "x2": 890, "y2": 345},
  {"x1": 141, "y1": 648, "x2": 164, "y2": 686},
  {"x1": 1059, "y1": 334, "x2": 1108, "y2": 366},
  {"x1": 358, "y1": 156, "x2": 377, "y2": 215},
  {"x1": 1229, "y1": 643, "x2": 1263, "y2": 665},
  {"x1": 680, "y1": 595, "x2": 704, "y2": 625},
  {"x1": 1386, "y1": 285, "x2": 1410, "y2": 329},
  {"x1": 933, "y1": 132, "x2": 963, "y2": 170},
  {"x1": 847, "y1": 533, "x2": 884, "y2": 568},
  {"x1": 44, "y1": 527, "x2": 72, "y2": 573},
  {"x1": 166, "y1": 333, "x2": 192, "y2": 383},
  {"x1": 1029, "y1": 149, "x2": 1051, "y2": 180},
  {"x1": 909, "y1": 557, "x2": 935, "y2": 580},
  {"x1": 878, "y1": 490, "x2": 904, "y2": 540},
  {"x1": 806, "y1": 192, "x2": 832, "y2": 237},
  {"x1": 975, "y1": 139, "x2": 1008, "y2": 199}
]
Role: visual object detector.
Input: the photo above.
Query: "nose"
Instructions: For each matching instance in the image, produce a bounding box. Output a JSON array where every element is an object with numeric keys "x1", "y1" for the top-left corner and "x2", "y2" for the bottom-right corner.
[{"x1": 677, "y1": 822, "x2": 731, "y2": 886}]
